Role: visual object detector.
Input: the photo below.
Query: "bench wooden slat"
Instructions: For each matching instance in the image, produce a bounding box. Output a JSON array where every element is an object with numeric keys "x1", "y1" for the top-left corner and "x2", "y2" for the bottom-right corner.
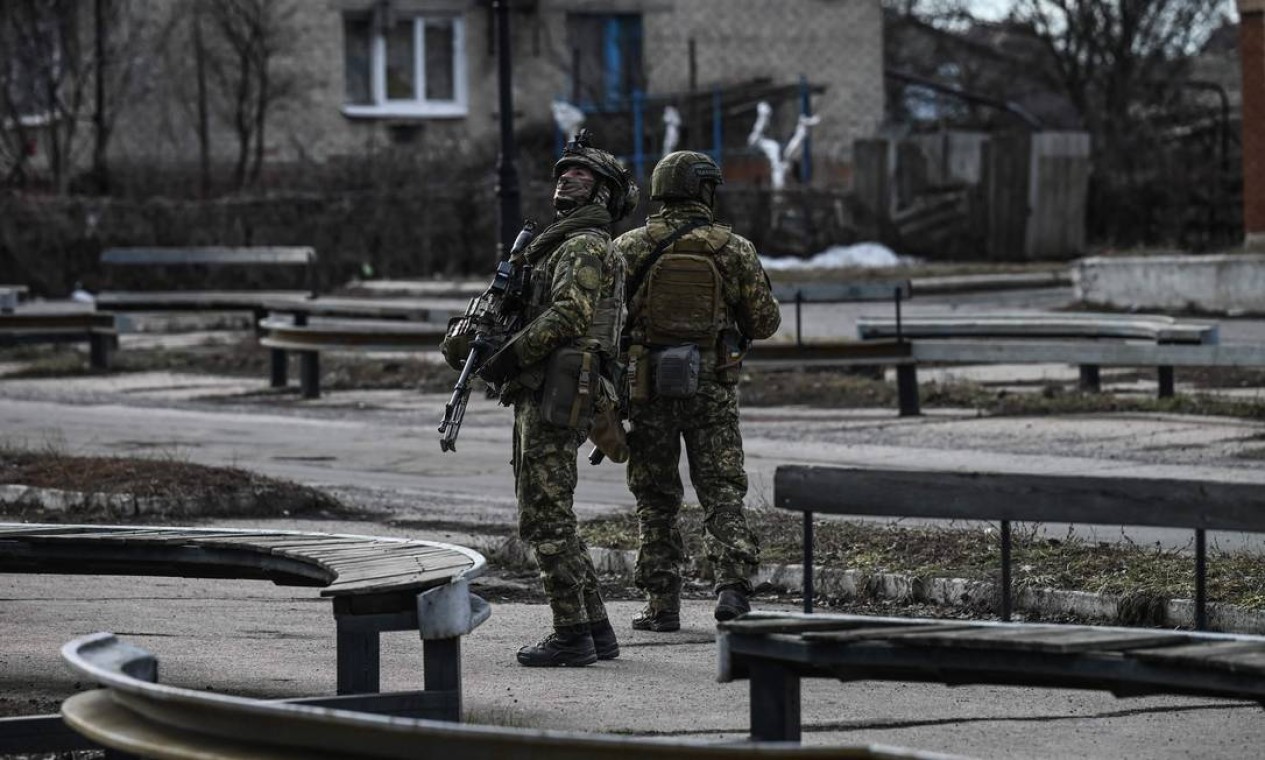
[
  {"x1": 774, "y1": 466, "x2": 1265, "y2": 532},
  {"x1": 326, "y1": 555, "x2": 467, "y2": 583},
  {"x1": 801, "y1": 623, "x2": 981, "y2": 643},
  {"x1": 102, "y1": 247, "x2": 314, "y2": 266},
  {"x1": 323, "y1": 561, "x2": 476, "y2": 595},
  {"x1": 892, "y1": 626, "x2": 1189, "y2": 654},
  {"x1": 1129, "y1": 641, "x2": 1265, "y2": 665},
  {"x1": 720, "y1": 617, "x2": 909, "y2": 635},
  {"x1": 1130, "y1": 642, "x2": 1265, "y2": 676}
]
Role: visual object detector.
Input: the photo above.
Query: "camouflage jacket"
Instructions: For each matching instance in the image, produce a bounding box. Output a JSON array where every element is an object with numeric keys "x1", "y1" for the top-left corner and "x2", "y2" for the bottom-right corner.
[
  {"x1": 512, "y1": 206, "x2": 618, "y2": 368},
  {"x1": 613, "y1": 201, "x2": 781, "y2": 341}
]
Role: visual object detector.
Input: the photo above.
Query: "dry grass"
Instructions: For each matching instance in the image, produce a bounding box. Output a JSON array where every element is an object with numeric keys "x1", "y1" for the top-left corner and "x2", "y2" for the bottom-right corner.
[
  {"x1": 0, "y1": 443, "x2": 355, "y2": 522},
  {"x1": 579, "y1": 505, "x2": 1265, "y2": 611}
]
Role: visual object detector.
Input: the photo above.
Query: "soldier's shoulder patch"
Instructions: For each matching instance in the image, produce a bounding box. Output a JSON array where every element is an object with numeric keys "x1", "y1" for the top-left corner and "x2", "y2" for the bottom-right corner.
[{"x1": 575, "y1": 263, "x2": 601, "y2": 290}]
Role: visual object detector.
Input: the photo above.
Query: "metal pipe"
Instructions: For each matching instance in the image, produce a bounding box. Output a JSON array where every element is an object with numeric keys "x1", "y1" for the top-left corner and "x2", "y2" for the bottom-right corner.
[
  {"x1": 803, "y1": 511, "x2": 814, "y2": 613},
  {"x1": 1195, "y1": 528, "x2": 1208, "y2": 631},
  {"x1": 1000, "y1": 520, "x2": 1012, "y2": 622}
]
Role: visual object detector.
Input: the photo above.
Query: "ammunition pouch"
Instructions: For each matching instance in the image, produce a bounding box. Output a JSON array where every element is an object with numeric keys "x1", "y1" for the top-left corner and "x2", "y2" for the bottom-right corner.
[
  {"x1": 651, "y1": 344, "x2": 701, "y2": 399},
  {"x1": 539, "y1": 345, "x2": 599, "y2": 430}
]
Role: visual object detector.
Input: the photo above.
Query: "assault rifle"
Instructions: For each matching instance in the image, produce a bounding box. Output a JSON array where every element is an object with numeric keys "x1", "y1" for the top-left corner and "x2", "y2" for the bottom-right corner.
[{"x1": 437, "y1": 221, "x2": 537, "y2": 452}]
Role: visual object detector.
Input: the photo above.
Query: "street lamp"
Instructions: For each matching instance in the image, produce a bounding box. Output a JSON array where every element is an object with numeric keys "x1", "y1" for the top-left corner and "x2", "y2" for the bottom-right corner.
[{"x1": 493, "y1": 0, "x2": 522, "y2": 262}]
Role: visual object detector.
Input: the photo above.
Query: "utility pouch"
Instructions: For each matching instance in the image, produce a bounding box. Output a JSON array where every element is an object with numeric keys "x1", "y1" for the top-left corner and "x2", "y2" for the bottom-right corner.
[
  {"x1": 540, "y1": 346, "x2": 597, "y2": 430},
  {"x1": 652, "y1": 344, "x2": 700, "y2": 399},
  {"x1": 627, "y1": 344, "x2": 651, "y2": 403},
  {"x1": 716, "y1": 327, "x2": 747, "y2": 385}
]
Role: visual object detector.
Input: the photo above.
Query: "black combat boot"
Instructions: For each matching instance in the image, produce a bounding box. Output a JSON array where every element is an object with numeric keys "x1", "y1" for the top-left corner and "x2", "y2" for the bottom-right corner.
[
  {"x1": 631, "y1": 599, "x2": 681, "y2": 632},
  {"x1": 714, "y1": 586, "x2": 751, "y2": 622},
  {"x1": 589, "y1": 618, "x2": 620, "y2": 660},
  {"x1": 516, "y1": 624, "x2": 598, "y2": 667}
]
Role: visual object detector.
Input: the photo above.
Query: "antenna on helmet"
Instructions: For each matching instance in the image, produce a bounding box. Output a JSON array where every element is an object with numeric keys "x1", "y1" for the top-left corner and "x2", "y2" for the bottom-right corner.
[{"x1": 565, "y1": 128, "x2": 594, "y2": 153}]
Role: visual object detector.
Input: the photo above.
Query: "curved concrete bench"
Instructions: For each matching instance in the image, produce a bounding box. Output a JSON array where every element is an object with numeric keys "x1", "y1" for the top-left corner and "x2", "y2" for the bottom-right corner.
[
  {"x1": 258, "y1": 315, "x2": 446, "y2": 399},
  {"x1": 0, "y1": 312, "x2": 117, "y2": 369},
  {"x1": 57, "y1": 631, "x2": 943, "y2": 760},
  {"x1": 0, "y1": 524, "x2": 487, "y2": 702}
]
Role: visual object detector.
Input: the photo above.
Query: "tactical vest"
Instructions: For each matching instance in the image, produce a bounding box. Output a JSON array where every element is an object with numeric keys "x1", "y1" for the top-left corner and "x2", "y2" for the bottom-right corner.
[{"x1": 630, "y1": 224, "x2": 732, "y2": 347}]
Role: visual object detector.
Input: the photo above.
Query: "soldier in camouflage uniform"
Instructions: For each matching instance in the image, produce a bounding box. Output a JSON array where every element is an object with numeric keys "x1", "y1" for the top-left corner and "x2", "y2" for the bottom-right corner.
[
  {"x1": 465, "y1": 132, "x2": 638, "y2": 666},
  {"x1": 613, "y1": 151, "x2": 781, "y2": 631}
]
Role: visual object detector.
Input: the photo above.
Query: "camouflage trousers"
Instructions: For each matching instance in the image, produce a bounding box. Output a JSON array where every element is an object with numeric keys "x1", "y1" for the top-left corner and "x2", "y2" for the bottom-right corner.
[
  {"x1": 513, "y1": 399, "x2": 608, "y2": 629},
  {"x1": 626, "y1": 381, "x2": 761, "y2": 604}
]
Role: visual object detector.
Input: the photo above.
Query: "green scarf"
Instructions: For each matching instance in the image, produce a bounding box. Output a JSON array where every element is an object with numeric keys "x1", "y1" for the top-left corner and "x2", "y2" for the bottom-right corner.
[{"x1": 517, "y1": 204, "x2": 612, "y2": 265}]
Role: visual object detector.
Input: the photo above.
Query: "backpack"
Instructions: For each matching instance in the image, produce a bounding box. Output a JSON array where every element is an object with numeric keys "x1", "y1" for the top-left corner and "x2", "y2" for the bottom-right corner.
[{"x1": 632, "y1": 224, "x2": 732, "y2": 346}]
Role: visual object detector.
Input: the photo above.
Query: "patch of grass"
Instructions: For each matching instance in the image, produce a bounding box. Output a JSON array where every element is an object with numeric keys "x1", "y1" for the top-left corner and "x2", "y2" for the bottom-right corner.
[
  {"x1": 0, "y1": 443, "x2": 357, "y2": 522},
  {"x1": 580, "y1": 506, "x2": 1265, "y2": 609}
]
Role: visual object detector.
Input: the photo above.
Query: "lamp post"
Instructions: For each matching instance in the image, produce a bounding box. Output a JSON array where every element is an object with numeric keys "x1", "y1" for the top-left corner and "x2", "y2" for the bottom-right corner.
[{"x1": 494, "y1": 0, "x2": 522, "y2": 262}]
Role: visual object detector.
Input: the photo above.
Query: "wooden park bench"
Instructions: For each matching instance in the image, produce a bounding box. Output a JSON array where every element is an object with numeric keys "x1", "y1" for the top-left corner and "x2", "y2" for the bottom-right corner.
[
  {"x1": 774, "y1": 465, "x2": 1265, "y2": 630},
  {"x1": 719, "y1": 611, "x2": 1265, "y2": 742},
  {"x1": 0, "y1": 310, "x2": 117, "y2": 369},
  {"x1": 0, "y1": 523, "x2": 489, "y2": 753},
  {"x1": 96, "y1": 247, "x2": 319, "y2": 325},
  {"x1": 42, "y1": 630, "x2": 945, "y2": 759},
  {"x1": 718, "y1": 464, "x2": 1265, "y2": 742},
  {"x1": 773, "y1": 279, "x2": 912, "y2": 347},
  {"x1": 855, "y1": 311, "x2": 1229, "y2": 414},
  {"x1": 257, "y1": 314, "x2": 447, "y2": 398}
]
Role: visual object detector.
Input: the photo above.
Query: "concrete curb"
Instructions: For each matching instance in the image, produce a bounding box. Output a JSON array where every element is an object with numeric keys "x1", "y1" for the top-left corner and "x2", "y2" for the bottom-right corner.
[
  {"x1": 0, "y1": 484, "x2": 256, "y2": 518},
  {"x1": 588, "y1": 547, "x2": 1265, "y2": 635}
]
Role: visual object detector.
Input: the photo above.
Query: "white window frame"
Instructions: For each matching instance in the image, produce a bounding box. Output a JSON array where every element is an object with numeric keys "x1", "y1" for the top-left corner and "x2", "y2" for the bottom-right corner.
[{"x1": 343, "y1": 14, "x2": 467, "y2": 119}]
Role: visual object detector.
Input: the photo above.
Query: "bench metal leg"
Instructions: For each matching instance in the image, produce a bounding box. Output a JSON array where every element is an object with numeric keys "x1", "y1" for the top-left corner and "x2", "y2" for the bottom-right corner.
[
  {"x1": 1158, "y1": 366, "x2": 1175, "y2": 398},
  {"x1": 1000, "y1": 519, "x2": 1012, "y2": 622},
  {"x1": 1195, "y1": 529, "x2": 1207, "y2": 631},
  {"x1": 896, "y1": 364, "x2": 920, "y2": 416},
  {"x1": 1078, "y1": 364, "x2": 1101, "y2": 392},
  {"x1": 270, "y1": 349, "x2": 288, "y2": 388},
  {"x1": 300, "y1": 351, "x2": 320, "y2": 399},
  {"x1": 749, "y1": 658, "x2": 801, "y2": 742},
  {"x1": 423, "y1": 637, "x2": 463, "y2": 722},
  {"x1": 89, "y1": 333, "x2": 112, "y2": 370},
  {"x1": 336, "y1": 627, "x2": 380, "y2": 694}
]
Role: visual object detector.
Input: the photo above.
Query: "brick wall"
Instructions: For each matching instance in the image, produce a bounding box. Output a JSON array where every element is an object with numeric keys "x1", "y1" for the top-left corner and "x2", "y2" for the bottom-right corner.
[
  {"x1": 105, "y1": 0, "x2": 883, "y2": 184},
  {"x1": 1241, "y1": 0, "x2": 1265, "y2": 244}
]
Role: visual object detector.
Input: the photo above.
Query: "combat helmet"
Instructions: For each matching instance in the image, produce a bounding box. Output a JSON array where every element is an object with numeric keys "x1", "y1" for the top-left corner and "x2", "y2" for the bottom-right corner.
[
  {"x1": 650, "y1": 150, "x2": 724, "y2": 204},
  {"x1": 554, "y1": 129, "x2": 639, "y2": 221}
]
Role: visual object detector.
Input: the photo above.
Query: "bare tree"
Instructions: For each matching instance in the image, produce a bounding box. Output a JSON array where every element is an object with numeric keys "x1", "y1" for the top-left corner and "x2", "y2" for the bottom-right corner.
[
  {"x1": 0, "y1": 0, "x2": 148, "y2": 192},
  {"x1": 1010, "y1": 0, "x2": 1230, "y2": 243},
  {"x1": 202, "y1": 0, "x2": 298, "y2": 190}
]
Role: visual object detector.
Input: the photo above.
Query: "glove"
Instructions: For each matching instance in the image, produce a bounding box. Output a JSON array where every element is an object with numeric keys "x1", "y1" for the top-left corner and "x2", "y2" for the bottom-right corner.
[
  {"x1": 440, "y1": 331, "x2": 472, "y2": 371},
  {"x1": 475, "y1": 336, "x2": 520, "y2": 385}
]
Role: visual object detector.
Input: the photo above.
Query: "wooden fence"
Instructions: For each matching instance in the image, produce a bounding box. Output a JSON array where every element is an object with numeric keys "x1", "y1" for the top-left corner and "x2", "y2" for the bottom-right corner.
[{"x1": 854, "y1": 130, "x2": 1090, "y2": 261}]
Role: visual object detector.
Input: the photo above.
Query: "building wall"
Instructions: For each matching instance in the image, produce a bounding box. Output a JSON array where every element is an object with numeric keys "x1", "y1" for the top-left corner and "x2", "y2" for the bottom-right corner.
[{"x1": 102, "y1": 0, "x2": 882, "y2": 182}]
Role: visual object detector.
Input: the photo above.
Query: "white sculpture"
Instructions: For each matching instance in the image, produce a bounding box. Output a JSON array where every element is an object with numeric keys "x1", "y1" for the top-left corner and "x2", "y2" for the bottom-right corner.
[
  {"x1": 551, "y1": 100, "x2": 586, "y2": 142},
  {"x1": 746, "y1": 101, "x2": 821, "y2": 190},
  {"x1": 662, "y1": 105, "x2": 681, "y2": 157}
]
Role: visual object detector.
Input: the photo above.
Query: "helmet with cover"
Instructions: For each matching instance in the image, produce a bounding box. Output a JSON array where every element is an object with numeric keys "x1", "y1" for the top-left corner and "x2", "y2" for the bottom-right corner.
[
  {"x1": 650, "y1": 150, "x2": 724, "y2": 205},
  {"x1": 553, "y1": 129, "x2": 639, "y2": 221}
]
